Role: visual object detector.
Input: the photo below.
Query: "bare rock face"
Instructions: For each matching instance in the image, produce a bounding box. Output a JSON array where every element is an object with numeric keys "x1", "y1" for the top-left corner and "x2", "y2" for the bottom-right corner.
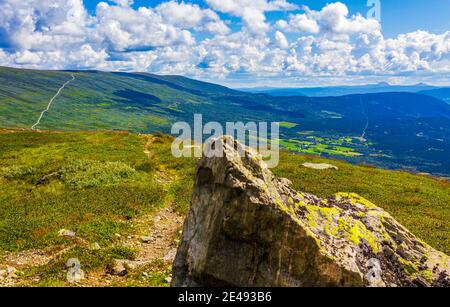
[{"x1": 172, "y1": 137, "x2": 449, "y2": 287}]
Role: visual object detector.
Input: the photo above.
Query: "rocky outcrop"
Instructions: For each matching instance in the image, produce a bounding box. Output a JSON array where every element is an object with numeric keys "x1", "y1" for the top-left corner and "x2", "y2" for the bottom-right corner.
[{"x1": 172, "y1": 137, "x2": 449, "y2": 287}]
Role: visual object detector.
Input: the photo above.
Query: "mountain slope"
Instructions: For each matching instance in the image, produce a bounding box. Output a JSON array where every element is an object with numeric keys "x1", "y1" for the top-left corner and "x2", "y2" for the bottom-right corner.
[
  {"x1": 240, "y1": 82, "x2": 442, "y2": 97},
  {"x1": 0, "y1": 66, "x2": 449, "y2": 175},
  {"x1": 419, "y1": 88, "x2": 450, "y2": 104},
  {"x1": 0, "y1": 129, "x2": 448, "y2": 287}
]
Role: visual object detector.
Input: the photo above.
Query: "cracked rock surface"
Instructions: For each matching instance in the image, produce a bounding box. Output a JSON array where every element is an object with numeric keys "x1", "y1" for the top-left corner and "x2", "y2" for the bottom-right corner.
[{"x1": 172, "y1": 137, "x2": 449, "y2": 287}]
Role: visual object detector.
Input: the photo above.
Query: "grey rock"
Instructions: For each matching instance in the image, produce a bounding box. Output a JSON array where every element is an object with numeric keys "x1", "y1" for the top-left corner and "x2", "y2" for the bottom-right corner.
[
  {"x1": 108, "y1": 260, "x2": 128, "y2": 276},
  {"x1": 163, "y1": 248, "x2": 177, "y2": 262},
  {"x1": 172, "y1": 136, "x2": 450, "y2": 287}
]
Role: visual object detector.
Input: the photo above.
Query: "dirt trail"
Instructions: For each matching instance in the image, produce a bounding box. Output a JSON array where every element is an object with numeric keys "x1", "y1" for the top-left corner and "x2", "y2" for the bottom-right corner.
[
  {"x1": 359, "y1": 99, "x2": 369, "y2": 141},
  {"x1": 80, "y1": 135, "x2": 184, "y2": 286},
  {"x1": 31, "y1": 73, "x2": 75, "y2": 130},
  {"x1": 132, "y1": 135, "x2": 183, "y2": 262},
  {"x1": 0, "y1": 134, "x2": 185, "y2": 286}
]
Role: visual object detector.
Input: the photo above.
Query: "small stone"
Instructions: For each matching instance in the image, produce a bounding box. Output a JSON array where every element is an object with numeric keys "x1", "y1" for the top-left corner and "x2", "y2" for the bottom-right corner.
[
  {"x1": 140, "y1": 236, "x2": 154, "y2": 243},
  {"x1": 108, "y1": 260, "x2": 127, "y2": 276},
  {"x1": 58, "y1": 229, "x2": 76, "y2": 238},
  {"x1": 165, "y1": 276, "x2": 172, "y2": 283},
  {"x1": 302, "y1": 163, "x2": 339, "y2": 170},
  {"x1": 154, "y1": 216, "x2": 161, "y2": 223}
]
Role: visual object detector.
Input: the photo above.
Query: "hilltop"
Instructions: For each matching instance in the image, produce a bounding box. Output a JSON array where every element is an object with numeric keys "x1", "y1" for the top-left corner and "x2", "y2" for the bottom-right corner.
[{"x1": 0, "y1": 129, "x2": 448, "y2": 286}]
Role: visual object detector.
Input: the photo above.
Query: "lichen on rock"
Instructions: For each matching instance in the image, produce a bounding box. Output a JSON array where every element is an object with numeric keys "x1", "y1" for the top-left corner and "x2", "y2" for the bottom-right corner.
[{"x1": 172, "y1": 136, "x2": 449, "y2": 287}]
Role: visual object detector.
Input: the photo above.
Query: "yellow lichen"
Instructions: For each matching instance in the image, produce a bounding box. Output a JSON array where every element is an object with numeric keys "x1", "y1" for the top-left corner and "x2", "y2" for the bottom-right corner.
[
  {"x1": 335, "y1": 192, "x2": 379, "y2": 209},
  {"x1": 276, "y1": 192, "x2": 384, "y2": 254},
  {"x1": 398, "y1": 257, "x2": 419, "y2": 277},
  {"x1": 419, "y1": 269, "x2": 435, "y2": 284},
  {"x1": 334, "y1": 216, "x2": 381, "y2": 253}
]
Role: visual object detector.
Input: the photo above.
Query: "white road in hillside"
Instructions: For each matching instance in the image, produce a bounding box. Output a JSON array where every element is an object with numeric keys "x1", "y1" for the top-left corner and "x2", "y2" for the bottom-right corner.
[
  {"x1": 31, "y1": 73, "x2": 76, "y2": 130},
  {"x1": 359, "y1": 99, "x2": 369, "y2": 141}
]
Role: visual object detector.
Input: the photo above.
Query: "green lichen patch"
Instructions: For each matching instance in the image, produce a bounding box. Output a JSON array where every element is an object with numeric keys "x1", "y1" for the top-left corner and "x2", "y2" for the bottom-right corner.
[
  {"x1": 335, "y1": 192, "x2": 379, "y2": 209},
  {"x1": 276, "y1": 194, "x2": 383, "y2": 254}
]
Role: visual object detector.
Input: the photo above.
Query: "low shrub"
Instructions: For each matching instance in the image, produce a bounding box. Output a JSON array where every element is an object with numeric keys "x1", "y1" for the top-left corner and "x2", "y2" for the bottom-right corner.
[
  {"x1": 0, "y1": 165, "x2": 36, "y2": 180},
  {"x1": 61, "y1": 160, "x2": 136, "y2": 188}
]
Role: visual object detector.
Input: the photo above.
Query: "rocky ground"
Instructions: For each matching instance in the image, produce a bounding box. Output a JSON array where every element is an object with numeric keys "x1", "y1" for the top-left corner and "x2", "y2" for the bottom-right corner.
[
  {"x1": 0, "y1": 205, "x2": 183, "y2": 286},
  {"x1": 0, "y1": 135, "x2": 185, "y2": 287}
]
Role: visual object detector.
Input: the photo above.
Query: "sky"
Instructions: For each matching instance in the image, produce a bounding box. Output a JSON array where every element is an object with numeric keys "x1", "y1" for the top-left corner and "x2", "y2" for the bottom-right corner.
[{"x1": 0, "y1": 0, "x2": 449, "y2": 87}]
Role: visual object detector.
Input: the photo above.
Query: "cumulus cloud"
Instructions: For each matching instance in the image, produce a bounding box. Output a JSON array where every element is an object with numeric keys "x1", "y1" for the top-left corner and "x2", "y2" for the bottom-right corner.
[
  {"x1": 0, "y1": 0, "x2": 448, "y2": 85},
  {"x1": 111, "y1": 0, "x2": 134, "y2": 6},
  {"x1": 274, "y1": 31, "x2": 289, "y2": 49},
  {"x1": 278, "y1": 2, "x2": 380, "y2": 35},
  {"x1": 155, "y1": 1, "x2": 229, "y2": 35},
  {"x1": 206, "y1": 0, "x2": 298, "y2": 34}
]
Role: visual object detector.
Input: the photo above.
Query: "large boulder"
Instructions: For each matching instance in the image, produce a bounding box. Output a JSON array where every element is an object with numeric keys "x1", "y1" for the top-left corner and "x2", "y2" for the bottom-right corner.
[{"x1": 172, "y1": 137, "x2": 449, "y2": 287}]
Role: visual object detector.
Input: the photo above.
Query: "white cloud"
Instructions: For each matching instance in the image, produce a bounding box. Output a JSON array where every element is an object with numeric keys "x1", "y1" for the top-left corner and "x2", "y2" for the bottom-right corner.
[
  {"x1": 155, "y1": 1, "x2": 230, "y2": 34},
  {"x1": 0, "y1": 0, "x2": 448, "y2": 85},
  {"x1": 206, "y1": 0, "x2": 298, "y2": 34},
  {"x1": 274, "y1": 31, "x2": 289, "y2": 49},
  {"x1": 14, "y1": 51, "x2": 41, "y2": 65},
  {"x1": 111, "y1": 0, "x2": 134, "y2": 6},
  {"x1": 278, "y1": 2, "x2": 380, "y2": 35},
  {"x1": 277, "y1": 14, "x2": 319, "y2": 34}
]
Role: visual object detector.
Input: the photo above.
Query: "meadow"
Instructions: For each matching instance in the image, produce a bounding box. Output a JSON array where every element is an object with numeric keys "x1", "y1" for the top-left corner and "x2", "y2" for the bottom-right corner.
[{"x1": 0, "y1": 129, "x2": 448, "y2": 285}]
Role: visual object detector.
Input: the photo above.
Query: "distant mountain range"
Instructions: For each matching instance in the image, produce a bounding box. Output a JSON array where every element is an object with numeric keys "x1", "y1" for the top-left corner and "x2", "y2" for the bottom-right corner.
[
  {"x1": 239, "y1": 82, "x2": 450, "y2": 100},
  {"x1": 0, "y1": 66, "x2": 449, "y2": 176}
]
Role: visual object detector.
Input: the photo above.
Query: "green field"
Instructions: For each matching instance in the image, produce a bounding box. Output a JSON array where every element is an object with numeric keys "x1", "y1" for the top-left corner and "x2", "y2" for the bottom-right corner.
[
  {"x1": 1, "y1": 129, "x2": 448, "y2": 260},
  {"x1": 0, "y1": 129, "x2": 195, "y2": 286}
]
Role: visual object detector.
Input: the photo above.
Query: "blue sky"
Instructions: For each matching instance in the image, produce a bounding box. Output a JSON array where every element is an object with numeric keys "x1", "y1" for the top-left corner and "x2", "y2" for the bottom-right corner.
[
  {"x1": 82, "y1": 0, "x2": 450, "y2": 38},
  {"x1": 0, "y1": 0, "x2": 449, "y2": 87}
]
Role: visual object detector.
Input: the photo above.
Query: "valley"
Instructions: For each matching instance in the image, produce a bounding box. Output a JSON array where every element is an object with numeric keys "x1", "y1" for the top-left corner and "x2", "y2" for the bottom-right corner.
[{"x1": 0, "y1": 66, "x2": 449, "y2": 176}]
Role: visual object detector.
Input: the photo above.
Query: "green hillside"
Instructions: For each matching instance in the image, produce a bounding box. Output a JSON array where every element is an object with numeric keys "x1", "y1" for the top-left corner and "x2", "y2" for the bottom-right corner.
[
  {"x1": 0, "y1": 129, "x2": 448, "y2": 286},
  {"x1": 1, "y1": 66, "x2": 449, "y2": 176}
]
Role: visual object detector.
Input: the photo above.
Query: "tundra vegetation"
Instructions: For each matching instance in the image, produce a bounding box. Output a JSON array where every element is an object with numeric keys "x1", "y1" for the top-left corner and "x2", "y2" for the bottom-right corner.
[{"x1": 0, "y1": 129, "x2": 448, "y2": 286}]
